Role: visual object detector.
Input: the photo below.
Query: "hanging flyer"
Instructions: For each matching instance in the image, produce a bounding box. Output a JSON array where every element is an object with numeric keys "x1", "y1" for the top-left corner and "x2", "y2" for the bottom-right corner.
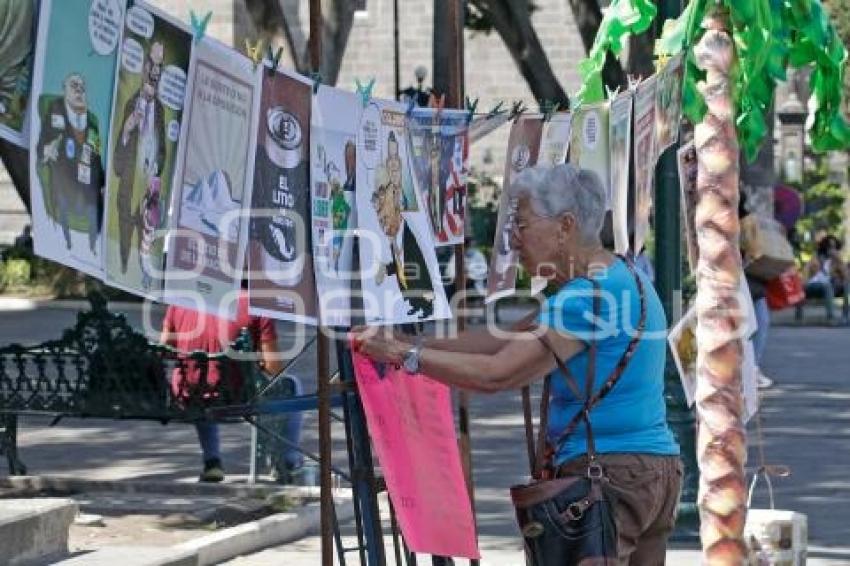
[
  {"x1": 357, "y1": 99, "x2": 450, "y2": 325},
  {"x1": 677, "y1": 140, "x2": 699, "y2": 272},
  {"x1": 538, "y1": 112, "x2": 571, "y2": 167},
  {"x1": 310, "y1": 85, "x2": 360, "y2": 326},
  {"x1": 633, "y1": 75, "x2": 657, "y2": 255},
  {"x1": 163, "y1": 38, "x2": 259, "y2": 318},
  {"x1": 407, "y1": 107, "x2": 469, "y2": 246},
  {"x1": 569, "y1": 102, "x2": 611, "y2": 207},
  {"x1": 485, "y1": 115, "x2": 544, "y2": 302},
  {"x1": 654, "y1": 53, "x2": 685, "y2": 155},
  {"x1": 0, "y1": 0, "x2": 37, "y2": 146},
  {"x1": 28, "y1": 0, "x2": 124, "y2": 278},
  {"x1": 103, "y1": 2, "x2": 191, "y2": 298},
  {"x1": 246, "y1": 68, "x2": 317, "y2": 324},
  {"x1": 609, "y1": 91, "x2": 633, "y2": 255}
]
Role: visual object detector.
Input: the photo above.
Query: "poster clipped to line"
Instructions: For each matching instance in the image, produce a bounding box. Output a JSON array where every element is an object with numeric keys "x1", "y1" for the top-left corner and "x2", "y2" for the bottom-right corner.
[
  {"x1": 538, "y1": 112, "x2": 571, "y2": 167},
  {"x1": 103, "y1": 1, "x2": 192, "y2": 299},
  {"x1": 632, "y1": 74, "x2": 657, "y2": 255},
  {"x1": 569, "y1": 102, "x2": 611, "y2": 209},
  {"x1": 247, "y1": 68, "x2": 317, "y2": 324},
  {"x1": 164, "y1": 37, "x2": 259, "y2": 318},
  {"x1": 29, "y1": 0, "x2": 124, "y2": 279},
  {"x1": 407, "y1": 107, "x2": 469, "y2": 247},
  {"x1": 310, "y1": 85, "x2": 360, "y2": 327},
  {"x1": 609, "y1": 91, "x2": 633, "y2": 255},
  {"x1": 352, "y1": 349, "x2": 480, "y2": 560},
  {"x1": 654, "y1": 53, "x2": 685, "y2": 156},
  {"x1": 486, "y1": 115, "x2": 544, "y2": 302},
  {"x1": 677, "y1": 140, "x2": 698, "y2": 272},
  {"x1": 0, "y1": 0, "x2": 37, "y2": 147},
  {"x1": 357, "y1": 99, "x2": 450, "y2": 325}
]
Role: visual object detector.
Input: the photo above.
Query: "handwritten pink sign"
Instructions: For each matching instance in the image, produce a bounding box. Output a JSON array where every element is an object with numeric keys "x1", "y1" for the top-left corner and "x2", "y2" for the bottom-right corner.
[{"x1": 352, "y1": 349, "x2": 480, "y2": 559}]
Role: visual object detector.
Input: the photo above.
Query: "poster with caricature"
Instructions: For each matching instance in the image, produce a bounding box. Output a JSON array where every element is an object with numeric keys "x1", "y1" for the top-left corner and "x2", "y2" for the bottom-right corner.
[
  {"x1": 103, "y1": 2, "x2": 191, "y2": 298},
  {"x1": 677, "y1": 141, "x2": 699, "y2": 272},
  {"x1": 163, "y1": 38, "x2": 258, "y2": 318},
  {"x1": 310, "y1": 85, "x2": 360, "y2": 326},
  {"x1": 569, "y1": 103, "x2": 610, "y2": 207},
  {"x1": 0, "y1": 0, "x2": 37, "y2": 146},
  {"x1": 357, "y1": 100, "x2": 450, "y2": 325},
  {"x1": 246, "y1": 67, "x2": 317, "y2": 324},
  {"x1": 609, "y1": 92, "x2": 632, "y2": 254},
  {"x1": 28, "y1": 0, "x2": 124, "y2": 278},
  {"x1": 538, "y1": 112, "x2": 571, "y2": 167},
  {"x1": 633, "y1": 75, "x2": 657, "y2": 254},
  {"x1": 486, "y1": 115, "x2": 543, "y2": 301},
  {"x1": 654, "y1": 53, "x2": 684, "y2": 155},
  {"x1": 407, "y1": 107, "x2": 468, "y2": 246}
]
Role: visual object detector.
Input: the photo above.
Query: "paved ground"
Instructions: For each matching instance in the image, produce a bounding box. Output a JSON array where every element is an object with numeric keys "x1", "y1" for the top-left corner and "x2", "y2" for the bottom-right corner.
[{"x1": 2, "y1": 300, "x2": 850, "y2": 564}]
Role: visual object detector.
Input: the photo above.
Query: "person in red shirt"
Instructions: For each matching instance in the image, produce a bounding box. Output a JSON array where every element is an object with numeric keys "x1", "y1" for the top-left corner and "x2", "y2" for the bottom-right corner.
[{"x1": 160, "y1": 290, "x2": 302, "y2": 482}]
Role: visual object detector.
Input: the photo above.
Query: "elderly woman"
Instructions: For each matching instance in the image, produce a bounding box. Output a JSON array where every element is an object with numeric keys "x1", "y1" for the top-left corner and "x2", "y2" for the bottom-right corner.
[{"x1": 353, "y1": 163, "x2": 681, "y2": 565}]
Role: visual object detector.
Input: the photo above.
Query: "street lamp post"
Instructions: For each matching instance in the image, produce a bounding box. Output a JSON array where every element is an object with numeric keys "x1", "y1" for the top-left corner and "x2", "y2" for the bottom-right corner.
[{"x1": 777, "y1": 84, "x2": 807, "y2": 185}]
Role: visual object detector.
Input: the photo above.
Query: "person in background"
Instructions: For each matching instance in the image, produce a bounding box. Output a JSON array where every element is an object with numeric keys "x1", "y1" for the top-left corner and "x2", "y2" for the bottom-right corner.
[
  {"x1": 801, "y1": 234, "x2": 850, "y2": 325},
  {"x1": 160, "y1": 286, "x2": 303, "y2": 483}
]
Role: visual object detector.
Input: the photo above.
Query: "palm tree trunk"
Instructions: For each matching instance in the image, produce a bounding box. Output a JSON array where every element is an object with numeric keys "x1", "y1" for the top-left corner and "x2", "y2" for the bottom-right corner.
[{"x1": 693, "y1": 8, "x2": 748, "y2": 564}]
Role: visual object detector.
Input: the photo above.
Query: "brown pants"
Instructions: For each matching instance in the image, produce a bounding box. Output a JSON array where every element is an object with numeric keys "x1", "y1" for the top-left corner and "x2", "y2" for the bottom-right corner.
[{"x1": 559, "y1": 453, "x2": 683, "y2": 565}]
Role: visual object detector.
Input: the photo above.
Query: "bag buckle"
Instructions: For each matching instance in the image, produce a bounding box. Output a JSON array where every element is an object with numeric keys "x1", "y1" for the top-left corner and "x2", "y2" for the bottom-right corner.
[
  {"x1": 587, "y1": 462, "x2": 604, "y2": 480},
  {"x1": 565, "y1": 501, "x2": 585, "y2": 521}
]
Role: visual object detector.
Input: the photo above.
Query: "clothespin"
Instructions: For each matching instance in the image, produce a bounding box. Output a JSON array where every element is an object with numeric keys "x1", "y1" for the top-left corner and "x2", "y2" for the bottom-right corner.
[
  {"x1": 354, "y1": 78, "x2": 375, "y2": 108},
  {"x1": 465, "y1": 96, "x2": 479, "y2": 124},
  {"x1": 405, "y1": 96, "x2": 416, "y2": 117},
  {"x1": 541, "y1": 100, "x2": 560, "y2": 122},
  {"x1": 265, "y1": 44, "x2": 284, "y2": 76},
  {"x1": 309, "y1": 71, "x2": 323, "y2": 95},
  {"x1": 486, "y1": 101, "x2": 505, "y2": 120},
  {"x1": 189, "y1": 10, "x2": 212, "y2": 44},
  {"x1": 656, "y1": 53, "x2": 671, "y2": 72},
  {"x1": 510, "y1": 100, "x2": 527, "y2": 121},
  {"x1": 605, "y1": 85, "x2": 621, "y2": 101},
  {"x1": 627, "y1": 74, "x2": 642, "y2": 91},
  {"x1": 244, "y1": 39, "x2": 264, "y2": 70}
]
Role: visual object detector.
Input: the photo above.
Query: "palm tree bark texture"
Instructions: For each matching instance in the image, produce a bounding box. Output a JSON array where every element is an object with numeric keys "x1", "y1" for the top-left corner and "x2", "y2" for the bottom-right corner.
[{"x1": 693, "y1": 8, "x2": 748, "y2": 565}]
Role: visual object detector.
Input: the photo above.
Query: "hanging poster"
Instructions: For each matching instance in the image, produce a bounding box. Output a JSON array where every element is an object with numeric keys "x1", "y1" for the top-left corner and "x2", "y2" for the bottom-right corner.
[
  {"x1": 677, "y1": 141, "x2": 699, "y2": 272},
  {"x1": 654, "y1": 53, "x2": 685, "y2": 155},
  {"x1": 28, "y1": 0, "x2": 124, "y2": 278},
  {"x1": 407, "y1": 107, "x2": 469, "y2": 246},
  {"x1": 609, "y1": 91, "x2": 633, "y2": 255},
  {"x1": 485, "y1": 115, "x2": 544, "y2": 301},
  {"x1": 633, "y1": 75, "x2": 657, "y2": 254},
  {"x1": 103, "y1": 2, "x2": 191, "y2": 298},
  {"x1": 0, "y1": 0, "x2": 36, "y2": 146},
  {"x1": 538, "y1": 112, "x2": 571, "y2": 167},
  {"x1": 569, "y1": 102, "x2": 611, "y2": 207},
  {"x1": 246, "y1": 67, "x2": 316, "y2": 324},
  {"x1": 163, "y1": 38, "x2": 258, "y2": 317},
  {"x1": 310, "y1": 85, "x2": 360, "y2": 327},
  {"x1": 357, "y1": 99, "x2": 450, "y2": 325},
  {"x1": 352, "y1": 349, "x2": 480, "y2": 559}
]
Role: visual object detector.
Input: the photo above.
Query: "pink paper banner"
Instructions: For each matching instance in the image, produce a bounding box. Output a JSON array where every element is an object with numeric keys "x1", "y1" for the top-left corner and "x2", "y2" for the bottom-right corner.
[{"x1": 352, "y1": 348, "x2": 480, "y2": 559}]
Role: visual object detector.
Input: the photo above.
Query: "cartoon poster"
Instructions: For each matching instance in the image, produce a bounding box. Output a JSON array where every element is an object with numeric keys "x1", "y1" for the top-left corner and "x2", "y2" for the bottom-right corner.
[
  {"x1": 357, "y1": 99, "x2": 450, "y2": 325},
  {"x1": 310, "y1": 85, "x2": 360, "y2": 327},
  {"x1": 103, "y1": 2, "x2": 191, "y2": 298},
  {"x1": 569, "y1": 102, "x2": 611, "y2": 208},
  {"x1": 609, "y1": 91, "x2": 633, "y2": 255},
  {"x1": 633, "y1": 75, "x2": 657, "y2": 255},
  {"x1": 677, "y1": 140, "x2": 699, "y2": 272},
  {"x1": 28, "y1": 0, "x2": 123, "y2": 278},
  {"x1": 654, "y1": 53, "x2": 685, "y2": 155},
  {"x1": 163, "y1": 38, "x2": 258, "y2": 317},
  {"x1": 0, "y1": 0, "x2": 36, "y2": 146},
  {"x1": 246, "y1": 67, "x2": 317, "y2": 324},
  {"x1": 485, "y1": 115, "x2": 544, "y2": 301},
  {"x1": 538, "y1": 112, "x2": 571, "y2": 167},
  {"x1": 407, "y1": 107, "x2": 468, "y2": 246}
]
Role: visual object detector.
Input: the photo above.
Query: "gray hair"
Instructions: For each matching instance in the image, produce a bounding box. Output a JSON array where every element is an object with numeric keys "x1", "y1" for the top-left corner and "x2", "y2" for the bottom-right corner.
[{"x1": 508, "y1": 163, "x2": 606, "y2": 243}]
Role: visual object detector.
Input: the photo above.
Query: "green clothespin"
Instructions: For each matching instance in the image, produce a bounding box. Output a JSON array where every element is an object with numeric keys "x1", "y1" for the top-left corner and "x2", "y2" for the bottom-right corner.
[
  {"x1": 541, "y1": 100, "x2": 560, "y2": 122},
  {"x1": 355, "y1": 78, "x2": 375, "y2": 108},
  {"x1": 265, "y1": 44, "x2": 283, "y2": 76},
  {"x1": 510, "y1": 100, "x2": 527, "y2": 121},
  {"x1": 465, "y1": 96, "x2": 479, "y2": 124},
  {"x1": 244, "y1": 39, "x2": 264, "y2": 70},
  {"x1": 310, "y1": 71, "x2": 323, "y2": 95},
  {"x1": 189, "y1": 10, "x2": 212, "y2": 44},
  {"x1": 486, "y1": 101, "x2": 505, "y2": 120},
  {"x1": 605, "y1": 85, "x2": 621, "y2": 100}
]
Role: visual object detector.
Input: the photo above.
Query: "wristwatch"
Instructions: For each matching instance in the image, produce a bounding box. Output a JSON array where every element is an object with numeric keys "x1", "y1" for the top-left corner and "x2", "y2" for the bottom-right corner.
[{"x1": 402, "y1": 339, "x2": 424, "y2": 374}]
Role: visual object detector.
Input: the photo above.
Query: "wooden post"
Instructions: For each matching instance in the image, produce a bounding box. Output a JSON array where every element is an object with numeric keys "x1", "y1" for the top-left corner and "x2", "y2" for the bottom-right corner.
[{"x1": 693, "y1": 7, "x2": 748, "y2": 563}]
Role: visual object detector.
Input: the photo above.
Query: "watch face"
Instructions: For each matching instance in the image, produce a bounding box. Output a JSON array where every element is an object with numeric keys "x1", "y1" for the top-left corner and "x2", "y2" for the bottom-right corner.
[{"x1": 403, "y1": 348, "x2": 419, "y2": 373}]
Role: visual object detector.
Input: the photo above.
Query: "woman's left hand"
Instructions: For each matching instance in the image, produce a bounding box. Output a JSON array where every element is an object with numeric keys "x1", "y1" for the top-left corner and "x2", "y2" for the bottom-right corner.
[{"x1": 350, "y1": 326, "x2": 409, "y2": 365}]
